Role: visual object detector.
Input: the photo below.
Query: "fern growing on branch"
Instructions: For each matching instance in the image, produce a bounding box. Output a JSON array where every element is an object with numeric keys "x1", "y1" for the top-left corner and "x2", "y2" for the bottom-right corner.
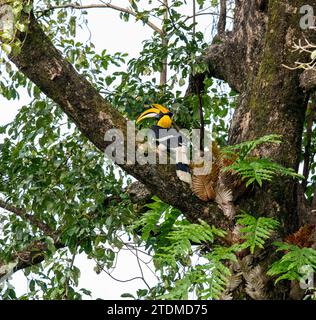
[
  {"x1": 237, "y1": 213, "x2": 280, "y2": 254},
  {"x1": 267, "y1": 242, "x2": 316, "y2": 283},
  {"x1": 222, "y1": 135, "x2": 304, "y2": 187},
  {"x1": 223, "y1": 134, "x2": 283, "y2": 160},
  {"x1": 154, "y1": 220, "x2": 226, "y2": 269}
]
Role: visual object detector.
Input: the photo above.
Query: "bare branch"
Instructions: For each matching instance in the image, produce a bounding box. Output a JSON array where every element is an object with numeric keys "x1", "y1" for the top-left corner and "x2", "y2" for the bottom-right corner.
[
  {"x1": 185, "y1": 12, "x2": 233, "y2": 21},
  {"x1": 193, "y1": 0, "x2": 196, "y2": 36},
  {"x1": 39, "y1": 2, "x2": 163, "y2": 36},
  {"x1": 159, "y1": 0, "x2": 169, "y2": 85}
]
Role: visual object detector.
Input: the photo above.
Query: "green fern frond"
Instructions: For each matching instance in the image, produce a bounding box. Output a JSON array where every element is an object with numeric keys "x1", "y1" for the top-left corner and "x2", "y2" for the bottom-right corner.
[
  {"x1": 166, "y1": 220, "x2": 226, "y2": 245},
  {"x1": 159, "y1": 245, "x2": 238, "y2": 300},
  {"x1": 225, "y1": 158, "x2": 303, "y2": 187},
  {"x1": 267, "y1": 242, "x2": 316, "y2": 283},
  {"x1": 198, "y1": 246, "x2": 238, "y2": 299},
  {"x1": 158, "y1": 273, "x2": 193, "y2": 300},
  {"x1": 223, "y1": 134, "x2": 282, "y2": 159},
  {"x1": 154, "y1": 221, "x2": 226, "y2": 269},
  {"x1": 132, "y1": 197, "x2": 181, "y2": 241},
  {"x1": 237, "y1": 213, "x2": 279, "y2": 254}
]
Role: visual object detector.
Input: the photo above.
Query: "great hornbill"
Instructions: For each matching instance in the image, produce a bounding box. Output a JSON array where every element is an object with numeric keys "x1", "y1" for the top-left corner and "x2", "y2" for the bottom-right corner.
[
  {"x1": 136, "y1": 104, "x2": 192, "y2": 185},
  {"x1": 136, "y1": 104, "x2": 239, "y2": 219}
]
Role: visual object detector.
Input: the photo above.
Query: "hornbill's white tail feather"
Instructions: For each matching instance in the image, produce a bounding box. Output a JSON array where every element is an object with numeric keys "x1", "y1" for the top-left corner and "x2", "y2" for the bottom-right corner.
[{"x1": 175, "y1": 144, "x2": 192, "y2": 185}]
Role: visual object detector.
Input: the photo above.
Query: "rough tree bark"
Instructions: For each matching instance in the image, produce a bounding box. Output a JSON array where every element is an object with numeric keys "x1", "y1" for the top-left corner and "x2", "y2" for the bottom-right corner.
[{"x1": 1, "y1": 0, "x2": 316, "y2": 299}]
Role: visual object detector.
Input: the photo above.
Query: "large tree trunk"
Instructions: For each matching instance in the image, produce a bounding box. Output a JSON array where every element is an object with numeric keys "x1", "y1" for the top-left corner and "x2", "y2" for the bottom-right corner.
[{"x1": 213, "y1": 0, "x2": 316, "y2": 299}]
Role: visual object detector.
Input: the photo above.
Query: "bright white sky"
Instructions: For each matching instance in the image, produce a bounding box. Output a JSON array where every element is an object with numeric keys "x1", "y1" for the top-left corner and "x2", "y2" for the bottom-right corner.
[{"x1": 0, "y1": 0, "x2": 215, "y2": 299}]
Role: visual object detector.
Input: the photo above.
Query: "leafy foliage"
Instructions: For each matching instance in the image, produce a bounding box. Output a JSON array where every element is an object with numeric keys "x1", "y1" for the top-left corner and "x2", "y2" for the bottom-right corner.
[
  {"x1": 227, "y1": 158, "x2": 303, "y2": 187},
  {"x1": 223, "y1": 135, "x2": 304, "y2": 187},
  {"x1": 130, "y1": 197, "x2": 240, "y2": 300},
  {"x1": 224, "y1": 134, "x2": 282, "y2": 159},
  {"x1": 237, "y1": 213, "x2": 280, "y2": 254},
  {"x1": 154, "y1": 220, "x2": 226, "y2": 269},
  {"x1": 267, "y1": 242, "x2": 316, "y2": 283}
]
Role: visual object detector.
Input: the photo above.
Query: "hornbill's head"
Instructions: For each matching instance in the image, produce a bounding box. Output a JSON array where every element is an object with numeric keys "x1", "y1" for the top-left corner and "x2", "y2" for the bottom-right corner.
[{"x1": 136, "y1": 104, "x2": 173, "y2": 129}]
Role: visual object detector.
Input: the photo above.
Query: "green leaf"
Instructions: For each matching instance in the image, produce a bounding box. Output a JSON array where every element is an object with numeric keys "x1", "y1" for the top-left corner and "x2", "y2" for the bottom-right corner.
[
  {"x1": 268, "y1": 243, "x2": 316, "y2": 283},
  {"x1": 237, "y1": 213, "x2": 279, "y2": 254},
  {"x1": 121, "y1": 293, "x2": 136, "y2": 299}
]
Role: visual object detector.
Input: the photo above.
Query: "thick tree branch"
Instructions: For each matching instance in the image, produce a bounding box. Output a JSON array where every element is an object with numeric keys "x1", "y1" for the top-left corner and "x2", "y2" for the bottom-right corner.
[
  {"x1": 39, "y1": 3, "x2": 163, "y2": 36},
  {"x1": 188, "y1": 0, "x2": 268, "y2": 94},
  {"x1": 0, "y1": 14, "x2": 226, "y2": 230},
  {"x1": 0, "y1": 199, "x2": 62, "y2": 282}
]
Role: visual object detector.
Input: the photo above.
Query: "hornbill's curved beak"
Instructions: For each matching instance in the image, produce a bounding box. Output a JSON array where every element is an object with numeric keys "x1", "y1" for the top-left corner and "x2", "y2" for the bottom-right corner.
[{"x1": 136, "y1": 104, "x2": 173, "y2": 129}]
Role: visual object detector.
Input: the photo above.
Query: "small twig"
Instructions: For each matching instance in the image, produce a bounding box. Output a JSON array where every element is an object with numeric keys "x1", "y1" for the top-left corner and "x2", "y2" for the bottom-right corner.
[
  {"x1": 185, "y1": 12, "x2": 233, "y2": 21},
  {"x1": 38, "y1": 3, "x2": 163, "y2": 36},
  {"x1": 193, "y1": 0, "x2": 196, "y2": 36},
  {"x1": 135, "y1": 248, "x2": 151, "y2": 290},
  {"x1": 118, "y1": 236, "x2": 159, "y2": 280},
  {"x1": 160, "y1": 0, "x2": 169, "y2": 86},
  {"x1": 95, "y1": 259, "x2": 148, "y2": 284},
  {"x1": 196, "y1": 83, "x2": 204, "y2": 151}
]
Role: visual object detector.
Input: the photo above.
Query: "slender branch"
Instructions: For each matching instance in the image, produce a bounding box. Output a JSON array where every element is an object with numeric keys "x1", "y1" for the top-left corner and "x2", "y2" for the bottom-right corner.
[
  {"x1": 160, "y1": 0, "x2": 169, "y2": 86},
  {"x1": 135, "y1": 248, "x2": 151, "y2": 290},
  {"x1": 193, "y1": 0, "x2": 196, "y2": 36},
  {"x1": 218, "y1": 0, "x2": 227, "y2": 36},
  {"x1": 0, "y1": 198, "x2": 54, "y2": 235},
  {"x1": 0, "y1": 238, "x2": 64, "y2": 282},
  {"x1": 119, "y1": 240, "x2": 159, "y2": 281},
  {"x1": 39, "y1": 3, "x2": 163, "y2": 36},
  {"x1": 196, "y1": 84, "x2": 204, "y2": 151},
  {"x1": 185, "y1": 12, "x2": 233, "y2": 21},
  {"x1": 96, "y1": 259, "x2": 148, "y2": 284}
]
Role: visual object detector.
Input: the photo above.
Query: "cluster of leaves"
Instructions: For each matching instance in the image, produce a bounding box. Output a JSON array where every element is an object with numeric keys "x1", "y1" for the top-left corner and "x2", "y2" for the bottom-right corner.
[
  {"x1": 0, "y1": 0, "x2": 32, "y2": 55},
  {"x1": 236, "y1": 213, "x2": 279, "y2": 254},
  {"x1": 223, "y1": 135, "x2": 304, "y2": 187},
  {"x1": 0, "y1": 98, "x2": 134, "y2": 299},
  {"x1": 128, "y1": 201, "x2": 283, "y2": 300},
  {"x1": 132, "y1": 202, "x2": 237, "y2": 299},
  {"x1": 267, "y1": 243, "x2": 316, "y2": 283},
  {"x1": 131, "y1": 204, "x2": 316, "y2": 300}
]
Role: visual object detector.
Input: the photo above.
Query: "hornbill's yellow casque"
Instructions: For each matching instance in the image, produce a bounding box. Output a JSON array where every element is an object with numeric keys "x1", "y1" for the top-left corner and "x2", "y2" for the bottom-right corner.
[{"x1": 136, "y1": 104, "x2": 192, "y2": 184}]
